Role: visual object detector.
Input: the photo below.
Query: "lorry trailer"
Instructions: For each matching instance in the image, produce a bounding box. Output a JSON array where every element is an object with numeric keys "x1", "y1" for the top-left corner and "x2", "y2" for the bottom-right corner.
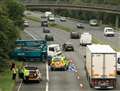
[{"x1": 85, "y1": 44, "x2": 117, "y2": 89}]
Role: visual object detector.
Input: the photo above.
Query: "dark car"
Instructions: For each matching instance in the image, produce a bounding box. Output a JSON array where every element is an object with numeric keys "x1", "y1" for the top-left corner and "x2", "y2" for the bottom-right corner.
[
  {"x1": 62, "y1": 42, "x2": 74, "y2": 51},
  {"x1": 41, "y1": 20, "x2": 48, "y2": 27},
  {"x1": 70, "y1": 32, "x2": 80, "y2": 39},
  {"x1": 43, "y1": 27, "x2": 50, "y2": 33},
  {"x1": 76, "y1": 23, "x2": 84, "y2": 28},
  {"x1": 45, "y1": 34, "x2": 54, "y2": 41}
]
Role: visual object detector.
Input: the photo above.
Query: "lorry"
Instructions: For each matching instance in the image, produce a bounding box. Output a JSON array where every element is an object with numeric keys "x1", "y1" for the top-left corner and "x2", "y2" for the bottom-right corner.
[
  {"x1": 11, "y1": 40, "x2": 47, "y2": 61},
  {"x1": 45, "y1": 11, "x2": 52, "y2": 18},
  {"x1": 16, "y1": 40, "x2": 47, "y2": 48},
  {"x1": 117, "y1": 52, "x2": 120, "y2": 74},
  {"x1": 80, "y1": 32, "x2": 92, "y2": 46},
  {"x1": 85, "y1": 44, "x2": 117, "y2": 89}
]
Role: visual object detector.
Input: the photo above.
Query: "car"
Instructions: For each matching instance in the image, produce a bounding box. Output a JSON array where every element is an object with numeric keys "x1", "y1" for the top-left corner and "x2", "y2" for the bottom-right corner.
[
  {"x1": 62, "y1": 42, "x2": 74, "y2": 51},
  {"x1": 76, "y1": 23, "x2": 84, "y2": 28},
  {"x1": 60, "y1": 17, "x2": 66, "y2": 22},
  {"x1": 70, "y1": 32, "x2": 80, "y2": 39},
  {"x1": 104, "y1": 27, "x2": 115, "y2": 37},
  {"x1": 23, "y1": 20, "x2": 29, "y2": 27},
  {"x1": 89, "y1": 19, "x2": 98, "y2": 26},
  {"x1": 50, "y1": 55, "x2": 70, "y2": 71},
  {"x1": 23, "y1": 66, "x2": 42, "y2": 83},
  {"x1": 43, "y1": 27, "x2": 50, "y2": 33},
  {"x1": 41, "y1": 20, "x2": 48, "y2": 27},
  {"x1": 45, "y1": 34, "x2": 54, "y2": 41}
]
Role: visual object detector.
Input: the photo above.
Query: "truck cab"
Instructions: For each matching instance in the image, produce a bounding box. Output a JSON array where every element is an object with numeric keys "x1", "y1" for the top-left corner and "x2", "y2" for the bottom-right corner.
[
  {"x1": 117, "y1": 52, "x2": 120, "y2": 74},
  {"x1": 47, "y1": 44, "x2": 62, "y2": 58}
]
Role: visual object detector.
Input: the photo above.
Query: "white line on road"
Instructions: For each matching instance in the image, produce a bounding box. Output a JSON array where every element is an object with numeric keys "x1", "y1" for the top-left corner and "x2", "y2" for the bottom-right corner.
[
  {"x1": 24, "y1": 30, "x2": 49, "y2": 91},
  {"x1": 17, "y1": 80, "x2": 23, "y2": 91},
  {"x1": 24, "y1": 30, "x2": 37, "y2": 40},
  {"x1": 46, "y1": 63, "x2": 49, "y2": 91}
]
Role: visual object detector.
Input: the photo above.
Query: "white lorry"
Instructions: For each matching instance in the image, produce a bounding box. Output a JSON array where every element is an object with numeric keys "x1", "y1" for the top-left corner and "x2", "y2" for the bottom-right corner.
[
  {"x1": 117, "y1": 52, "x2": 120, "y2": 74},
  {"x1": 80, "y1": 32, "x2": 92, "y2": 46},
  {"x1": 85, "y1": 44, "x2": 117, "y2": 89},
  {"x1": 45, "y1": 11, "x2": 52, "y2": 18}
]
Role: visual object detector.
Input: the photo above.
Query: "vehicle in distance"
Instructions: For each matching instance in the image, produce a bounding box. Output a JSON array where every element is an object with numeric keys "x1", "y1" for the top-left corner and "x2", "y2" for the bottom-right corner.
[
  {"x1": 45, "y1": 11, "x2": 52, "y2": 18},
  {"x1": 43, "y1": 27, "x2": 50, "y2": 33},
  {"x1": 41, "y1": 20, "x2": 48, "y2": 27},
  {"x1": 62, "y1": 42, "x2": 74, "y2": 51},
  {"x1": 24, "y1": 20, "x2": 29, "y2": 27},
  {"x1": 85, "y1": 44, "x2": 116, "y2": 89},
  {"x1": 50, "y1": 55, "x2": 70, "y2": 71},
  {"x1": 48, "y1": 14, "x2": 55, "y2": 21},
  {"x1": 89, "y1": 19, "x2": 98, "y2": 26},
  {"x1": 60, "y1": 17, "x2": 66, "y2": 22},
  {"x1": 70, "y1": 32, "x2": 80, "y2": 39},
  {"x1": 117, "y1": 52, "x2": 120, "y2": 74},
  {"x1": 76, "y1": 23, "x2": 84, "y2": 28},
  {"x1": 104, "y1": 27, "x2": 115, "y2": 37},
  {"x1": 45, "y1": 34, "x2": 54, "y2": 41},
  {"x1": 23, "y1": 66, "x2": 42, "y2": 83},
  {"x1": 80, "y1": 32, "x2": 92, "y2": 46}
]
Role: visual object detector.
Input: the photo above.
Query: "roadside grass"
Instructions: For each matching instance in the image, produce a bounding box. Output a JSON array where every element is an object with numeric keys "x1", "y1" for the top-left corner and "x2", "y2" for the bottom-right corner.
[
  {"x1": 49, "y1": 23, "x2": 73, "y2": 32},
  {"x1": 0, "y1": 59, "x2": 23, "y2": 91},
  {"x1": 25, "y1": 16, "x2": 41, "y2": 22}
]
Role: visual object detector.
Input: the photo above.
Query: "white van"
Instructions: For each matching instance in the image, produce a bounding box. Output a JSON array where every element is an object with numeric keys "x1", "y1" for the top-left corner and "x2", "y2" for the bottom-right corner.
[
  {"x1": 104, "y1": 27, "x2": 115, "y2": 36},
  {"x1": 80, "y1": 32, "x2": 92, "y2": 46},
  {"x1": 47, "y1": 44, "x2": 62, "y2": 57},
  {"x1": 117, "y1": 52, "x2": 120, "y2": 74}
]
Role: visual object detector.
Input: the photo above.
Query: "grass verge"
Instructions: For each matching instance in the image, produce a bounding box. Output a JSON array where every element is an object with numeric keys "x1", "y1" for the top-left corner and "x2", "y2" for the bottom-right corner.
[
  {"x1": 49, "y1": 23, "x2": 73, "y2": 32},
  {"x1": 0, "y1": 59, "x2": 23, "y2": 91},
  {"x1": 25, "y1": 16, "x2": 41, "y2": 22}
]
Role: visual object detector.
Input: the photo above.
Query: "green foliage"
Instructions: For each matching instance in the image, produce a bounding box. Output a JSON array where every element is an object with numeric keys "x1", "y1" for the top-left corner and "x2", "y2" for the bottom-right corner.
[
  {"x1": 0, "y1": 0, "x2": 24, "y2": 59},
  {"x1": 5, "y1": 0, "x2": 25, "y2": 28}
]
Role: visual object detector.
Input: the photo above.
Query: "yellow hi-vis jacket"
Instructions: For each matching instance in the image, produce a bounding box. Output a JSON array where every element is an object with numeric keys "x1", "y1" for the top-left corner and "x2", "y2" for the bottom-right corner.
[{"x1": 23, "y1": 68, "x2": 29, "y2": 76}]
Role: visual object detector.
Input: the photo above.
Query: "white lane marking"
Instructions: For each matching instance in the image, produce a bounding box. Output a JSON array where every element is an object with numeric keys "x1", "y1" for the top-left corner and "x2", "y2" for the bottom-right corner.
[
  {"x1": 46, "y1": 63, "x2": 49, "y2": 91},
  {"x1": 24, "y1": 29, "x2": 49, "y2": 91},
  {"x1": 24, "y1": 30, "x2": 37, "y2": 40},
  {"x1": 17, "y1": 80, "x2": 22, "y2": 91}
]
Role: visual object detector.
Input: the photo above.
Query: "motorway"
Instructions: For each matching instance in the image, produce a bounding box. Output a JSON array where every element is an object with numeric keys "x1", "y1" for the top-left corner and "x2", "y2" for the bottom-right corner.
[
  {"x1": 15, "y1": 11, "x2": 120, "y2": 91},
  {"x1": 30, "y1": 11, "x2": 120, "y2": 50}
]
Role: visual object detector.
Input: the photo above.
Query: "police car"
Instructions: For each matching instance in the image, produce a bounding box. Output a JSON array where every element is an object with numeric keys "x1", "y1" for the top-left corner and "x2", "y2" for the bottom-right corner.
[
  {"x1": 50, "y1": 55, "x2": 70, "y2": 71},
  {"x1": 23, "y1": 66, "x2": 42, "y2": 83}
]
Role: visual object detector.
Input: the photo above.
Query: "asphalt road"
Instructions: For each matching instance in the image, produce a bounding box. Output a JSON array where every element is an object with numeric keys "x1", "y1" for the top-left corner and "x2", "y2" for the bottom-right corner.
[{"x1": 19, "y1": 18, "x2": 120, "y2": 91}]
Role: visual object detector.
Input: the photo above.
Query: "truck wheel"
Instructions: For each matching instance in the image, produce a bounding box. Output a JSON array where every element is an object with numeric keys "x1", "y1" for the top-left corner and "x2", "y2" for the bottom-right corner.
[{"x1": 88, "y1": 77, "x2": 92, "y2": 88}]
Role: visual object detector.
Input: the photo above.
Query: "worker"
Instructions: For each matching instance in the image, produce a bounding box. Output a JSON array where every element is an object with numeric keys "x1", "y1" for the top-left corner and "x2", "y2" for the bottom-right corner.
[
  {"x1": 12, "y1": 66, "x2": 17, "y2": 80},
  {"x1": 18, "y1": 65, "x2": 24, "y2": 79},
  {"x1": 23, "y1": 66, "x2": 29, "y2": 80}
]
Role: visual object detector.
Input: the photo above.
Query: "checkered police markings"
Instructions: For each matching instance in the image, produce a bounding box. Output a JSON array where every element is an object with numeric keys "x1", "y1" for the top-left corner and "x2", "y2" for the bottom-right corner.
[
  {"x1": 48, "y1": 63, "x2": 77, "y2": 72},
  {"x1": 67, "y1": 63, "x2": 77, "y2": 72}
]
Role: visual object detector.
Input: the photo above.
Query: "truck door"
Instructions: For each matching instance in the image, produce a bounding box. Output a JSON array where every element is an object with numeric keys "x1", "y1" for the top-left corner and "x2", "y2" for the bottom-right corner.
[
  {"x1": 104, "y1": 54, "x2": 116, "y2": 78},
  {"x1": 92, "y1": 54, "x2": 104, "y2": 78}
]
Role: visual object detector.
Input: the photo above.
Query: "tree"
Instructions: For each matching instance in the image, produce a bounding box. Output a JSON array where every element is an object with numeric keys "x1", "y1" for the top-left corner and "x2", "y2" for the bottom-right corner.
[{"x1": 5, "y1": 0, "x2": 25, "y2": 29}]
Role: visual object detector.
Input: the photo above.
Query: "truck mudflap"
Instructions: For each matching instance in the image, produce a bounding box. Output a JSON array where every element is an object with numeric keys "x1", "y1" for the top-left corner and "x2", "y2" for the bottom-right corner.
[{"x1": 91, "y1": 78, "x2": 116, "y2": 89}]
